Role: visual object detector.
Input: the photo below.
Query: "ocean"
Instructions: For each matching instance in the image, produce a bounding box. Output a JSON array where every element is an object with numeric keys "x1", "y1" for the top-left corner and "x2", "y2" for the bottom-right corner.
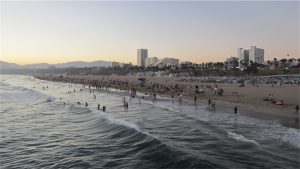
[{"x1": 0, "y1": 75, "x2": 299, "y2": 168}]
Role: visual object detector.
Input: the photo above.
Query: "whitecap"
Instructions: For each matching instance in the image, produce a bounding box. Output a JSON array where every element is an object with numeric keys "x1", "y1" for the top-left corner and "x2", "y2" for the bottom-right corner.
[
  {"x1": 94, "y1": 110, "x2": 141, "y2": 132},
  {"x1": 227, "y1": 131, "x2": 258, "y2": 145}
]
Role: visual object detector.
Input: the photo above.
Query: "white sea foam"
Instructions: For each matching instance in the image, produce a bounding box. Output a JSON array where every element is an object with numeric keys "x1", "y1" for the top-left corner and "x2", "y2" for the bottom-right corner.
[
  {"x1": 227, "y1": 131, "x2": 258, "y2": 145},
  {"x1": 95, "y1": 110, "x2": 141, "y2": 132}
]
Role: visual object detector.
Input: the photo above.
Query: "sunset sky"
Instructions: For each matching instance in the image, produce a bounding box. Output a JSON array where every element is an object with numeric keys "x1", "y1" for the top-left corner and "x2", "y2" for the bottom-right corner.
[{"x1": 0, "y1": 1, "x2": 299, "y2": 65}]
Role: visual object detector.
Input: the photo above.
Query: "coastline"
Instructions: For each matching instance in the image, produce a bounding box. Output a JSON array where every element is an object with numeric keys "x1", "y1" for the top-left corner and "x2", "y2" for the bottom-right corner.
[{"x1": 34, "y1": 74, "x2": 300, "y2": 129}]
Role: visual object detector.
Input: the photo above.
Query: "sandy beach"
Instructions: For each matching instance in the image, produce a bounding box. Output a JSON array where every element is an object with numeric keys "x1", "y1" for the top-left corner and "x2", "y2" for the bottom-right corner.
[{"x1": 35, "y1": 74, "x2": 300, "y2": 128}]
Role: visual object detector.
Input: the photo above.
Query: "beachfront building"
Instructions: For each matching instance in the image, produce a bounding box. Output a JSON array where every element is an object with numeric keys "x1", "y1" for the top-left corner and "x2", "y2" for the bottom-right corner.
[
  {"x1": 180, "y1": 61, "x2": 193, "y2": 68},
  {"x1": 237, "y1": 48, "x2": 249, "y2": 69},
  {"x1": 111, "y1": 61, "x2": 120, "y2": 68},
  {"x1": 155, "y1": 57, "x2": 179, "y2": 68},
  {"x1": 249, "y1": 46, "x2": 264, "y2": 65},
  {"x1": 137, "y1": 49, "x2": 148, "y2": 67},
  {"x1": 146, "y1": 57, "x2": 158, "y2": 67},
  {"x1": 225, "y1": 56, "x2": 239, "y2": 69}
]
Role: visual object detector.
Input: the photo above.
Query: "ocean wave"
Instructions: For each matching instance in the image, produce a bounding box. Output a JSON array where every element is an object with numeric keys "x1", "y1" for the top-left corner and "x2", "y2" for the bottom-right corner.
[
  {"x1": 227, "y1": 131, "x2": 259, "y2": 145},
  {"x1": 94, "y1": 110, "x2": 141, "y2": 132},
  {"x1": 0, "y1": 81, "x2": 10, "y2": 86}
]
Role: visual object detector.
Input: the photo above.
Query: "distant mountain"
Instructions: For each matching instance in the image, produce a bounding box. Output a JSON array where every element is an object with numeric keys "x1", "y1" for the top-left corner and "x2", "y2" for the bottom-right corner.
[
  {"x1": 0, "y1": 60, "x2": 112, "y2": 70},
  {"x1": 0, "y1": 61, "x2": 22, "y2": 69},
  {"x1": 55, "y1": 60, "x2": 111, "y2": 68},
  {"x1": 23, "y1": 63, "x2": 50, "y2": 69}
]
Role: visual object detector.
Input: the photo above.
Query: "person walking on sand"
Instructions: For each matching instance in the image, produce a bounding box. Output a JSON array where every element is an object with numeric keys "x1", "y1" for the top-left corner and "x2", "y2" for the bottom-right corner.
[{"x1": 234, "y1": 106, "x2": 238, "y2": 115}]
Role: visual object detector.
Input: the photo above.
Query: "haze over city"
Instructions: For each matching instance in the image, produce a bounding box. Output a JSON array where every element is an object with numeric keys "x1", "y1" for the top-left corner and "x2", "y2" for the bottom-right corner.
[{"x1": 0, "y1": 1, "x2": 299, "y2": 65}]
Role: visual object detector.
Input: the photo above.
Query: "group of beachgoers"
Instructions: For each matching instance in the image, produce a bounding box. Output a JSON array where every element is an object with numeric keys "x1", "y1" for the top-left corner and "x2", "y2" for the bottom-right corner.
[
  {"x1": 35, "y1": 75, "x2": 244, "y2": 114},
  {"x1": 263, "y1": 94, "x2": 284, "y2": 105}
]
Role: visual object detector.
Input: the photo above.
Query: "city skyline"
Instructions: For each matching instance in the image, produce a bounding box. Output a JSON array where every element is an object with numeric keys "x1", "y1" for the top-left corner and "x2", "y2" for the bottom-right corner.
[{"x1": 1, "y1": 1, "x2": 299, "y2": 65}]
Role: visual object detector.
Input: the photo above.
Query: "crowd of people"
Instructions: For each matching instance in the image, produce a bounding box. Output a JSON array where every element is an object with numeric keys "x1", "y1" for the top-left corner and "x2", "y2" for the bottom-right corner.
[{"x1": 35, "y1": 74, "x2": 299, "y2": 117}]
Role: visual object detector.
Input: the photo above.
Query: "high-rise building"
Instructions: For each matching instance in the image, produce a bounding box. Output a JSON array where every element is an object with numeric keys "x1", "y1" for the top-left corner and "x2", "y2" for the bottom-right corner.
[
  {"x1": 237, "y1": 48, "x2": 249, "y2": 69},
  {"x1": 249, "y1": 46, "x2": 264, "y2": 65},
  {"x1": 137, "y1": 49, "x2": 148, "y2": 67}
]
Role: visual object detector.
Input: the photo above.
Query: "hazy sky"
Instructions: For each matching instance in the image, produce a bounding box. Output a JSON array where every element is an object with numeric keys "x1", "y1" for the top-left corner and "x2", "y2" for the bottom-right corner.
[{"x1": 0, "y1": 1, "x2": 299, "y2": 65}]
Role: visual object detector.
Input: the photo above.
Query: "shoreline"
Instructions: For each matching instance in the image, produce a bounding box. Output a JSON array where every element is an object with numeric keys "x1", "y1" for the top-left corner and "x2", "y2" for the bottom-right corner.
[{"x1": 33, "y1": 74, "x2": 300, "y2": 129}]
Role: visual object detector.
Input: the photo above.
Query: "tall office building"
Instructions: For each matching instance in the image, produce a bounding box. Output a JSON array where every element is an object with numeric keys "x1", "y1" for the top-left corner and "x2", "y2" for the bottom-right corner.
[
  {"x1": 137, "y1": 49, "x2": 148, "y2": 67},
  {"x1": 237, "y1": 48, "x2": 249, "y2": 69},
  {"x1": 249, "y1": 46, "x2": 264, "y2": 65}
]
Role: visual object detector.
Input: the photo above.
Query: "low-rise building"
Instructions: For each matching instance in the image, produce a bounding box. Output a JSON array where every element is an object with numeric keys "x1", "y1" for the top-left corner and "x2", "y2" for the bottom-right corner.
[
  {"x1": 225, "y1": 57, "x2": 239, "y2": 69},
  {"x1": 155, "y1": 57, "x2": 179, "y2": 68},
  {"x1": 146, "y1": 57, "x2": 158, "y2": 67},
  {"x1": 111, "y1": 61, "x2": 120, "y2": 68}
]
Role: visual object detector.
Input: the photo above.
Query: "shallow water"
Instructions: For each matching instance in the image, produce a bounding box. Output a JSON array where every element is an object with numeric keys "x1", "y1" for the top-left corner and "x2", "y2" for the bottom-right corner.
[{"x1": 0, "y1": 75, "x2": 299, "y2": 168}]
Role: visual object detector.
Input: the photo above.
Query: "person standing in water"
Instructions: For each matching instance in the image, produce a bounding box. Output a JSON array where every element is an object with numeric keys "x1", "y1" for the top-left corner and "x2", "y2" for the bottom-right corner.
[
  {"x1": 194, "y1": 96, "x2": 197, "y2": 103},
  {"x1": 295, "y1": 105, "x2": 299, "y2": 113},
  {"x1": 208, "y1": 98, "x2": 211, "y2": 106},
  {"x1": 98, "y1": 104, "x2": 100, "y2": 110},
  {"x1": 85, "y1": 102, "x2": 88, "y2": 107},
  {"x1": 102, "y1": 106, "x2": 106, "y2": 112},
  {"x1": 178, "y1": 94, "x2": 183, "y2": 103},
  {"x1": 234, "y1": 106, "x2": 238, "y2": 115}
]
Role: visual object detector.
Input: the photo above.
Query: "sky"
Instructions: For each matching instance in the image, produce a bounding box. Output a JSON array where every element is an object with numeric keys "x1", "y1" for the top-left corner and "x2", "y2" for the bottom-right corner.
[{"x1": 0, "y1": 1, "x2": 299, "y2": 65}]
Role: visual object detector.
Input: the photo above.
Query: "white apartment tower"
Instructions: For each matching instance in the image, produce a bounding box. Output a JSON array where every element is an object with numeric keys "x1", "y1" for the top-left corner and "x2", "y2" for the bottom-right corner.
[
  {"x1": 249, "y1": 46, "x2": 264, "y2": 65},
  {"x1": 137, "y1": 49, "x2": 148, "y2": 67},
  {"x1": 237, "y1": 48, "x2": 249, "y2": 69}
]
